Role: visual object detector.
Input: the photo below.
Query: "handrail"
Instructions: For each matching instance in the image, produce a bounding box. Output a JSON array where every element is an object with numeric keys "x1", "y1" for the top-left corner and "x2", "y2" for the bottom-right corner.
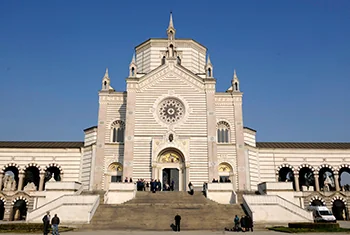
[
  {"x1": 244, "y1": 195, "x2": 313, "y2": 221},
  {"x1": 242, "y1": 195, "x2": 254, "y2": 219},
  {"x1": 88, "y1": 195, "x2": 100, "y2": 223},
  {"x1": 27, "y1": 195, "x2": 98, "y2": 221}
]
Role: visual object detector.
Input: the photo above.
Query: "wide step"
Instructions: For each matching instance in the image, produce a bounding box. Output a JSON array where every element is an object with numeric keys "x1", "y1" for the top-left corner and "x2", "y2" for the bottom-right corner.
[{"x1": 82, "y1": 191, "x2": 245, "y2": 231}]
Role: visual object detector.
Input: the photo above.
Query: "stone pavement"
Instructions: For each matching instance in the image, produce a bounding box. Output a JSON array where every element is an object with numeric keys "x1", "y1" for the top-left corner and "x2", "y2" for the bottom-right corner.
[{"x1": 2, "y1": 230, "x2": 348, "y2": 235}]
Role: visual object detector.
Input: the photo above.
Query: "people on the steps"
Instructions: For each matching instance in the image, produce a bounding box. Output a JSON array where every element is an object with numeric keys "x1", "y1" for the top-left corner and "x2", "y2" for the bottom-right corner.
[
  {"x1": 174, "y1": 214, "x2": 181, "y2": 232},
  {"x1": 188, "y1": 182, "x2": 194, "y2": 195},
  {"x1": 225, "y1": 214, "x2": 253, "y2": 232}
]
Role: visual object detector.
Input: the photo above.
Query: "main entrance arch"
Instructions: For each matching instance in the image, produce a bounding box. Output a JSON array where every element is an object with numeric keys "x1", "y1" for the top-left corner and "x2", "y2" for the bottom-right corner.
[{"x1": 153, "y1": 148, "x2": 187, "y2": 191}]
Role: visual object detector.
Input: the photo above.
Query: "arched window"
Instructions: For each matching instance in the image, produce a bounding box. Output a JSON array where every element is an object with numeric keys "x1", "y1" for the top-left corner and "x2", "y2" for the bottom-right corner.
[
  {"x1": 217, "y1": 121, "x2": 230, "y2": 143},
  {"x1": 161, "y1": 56, "x2": 166, "y2": 65},
  {"x1": 111, "y1": 120, "x2": 125, "y2": 143},
  {"x1": 234, "y1": 82, "x2": 238, "y2": 91},
  {"x1": 208, "y1": 68, "x2": 212, "y2": 77},
  {"x1": 177, "y1": 56, "x2": 181, "y2": 65},
  {"x1": 103, "y1": 80, "x2": 107, "y2": 90},
  {"x1": 131, "y1": 67, "x2": 135, "y2": 77}
]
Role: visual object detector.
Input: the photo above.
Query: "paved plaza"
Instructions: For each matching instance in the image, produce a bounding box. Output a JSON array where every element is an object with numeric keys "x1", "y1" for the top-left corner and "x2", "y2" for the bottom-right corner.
[{"x1": 3, "y1": 229, "x2": 350, "y2": 235}]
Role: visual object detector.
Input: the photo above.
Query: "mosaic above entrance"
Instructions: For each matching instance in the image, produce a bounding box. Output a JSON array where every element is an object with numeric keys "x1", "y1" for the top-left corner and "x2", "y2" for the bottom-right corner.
[{"x1": 159, "y1": 152, "x2": 181, "y2": 163}]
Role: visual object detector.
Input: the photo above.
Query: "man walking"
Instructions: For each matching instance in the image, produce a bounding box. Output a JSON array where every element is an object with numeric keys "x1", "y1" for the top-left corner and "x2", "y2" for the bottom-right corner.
[
  {"x1": 51, "y1": 214, "x2": 60, "y2": 235},
  {"x1": 174, "y1": 214, "x2": 181, "y2": 232},
  {"x1": 42, "y1": 211, "x2": 50, "y2": 235}
]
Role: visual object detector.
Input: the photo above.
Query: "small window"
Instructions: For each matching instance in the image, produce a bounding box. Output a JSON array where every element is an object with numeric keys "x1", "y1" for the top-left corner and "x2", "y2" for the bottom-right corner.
[
  {"x1": 131, "y1": 67, "x2": 135, "y2": 77},
  {"x1": 177, "y1": 56, "x2": 181, "y2": 65},
  {"x1": 208, "y1": 68, "x2": 212, "y2": 77},
  {"x1": 111, "y1": 175, "x2": 122, "y2": 182},
  {"x1": 162, "y1": 56, "x2": 166, "y2": 65}
]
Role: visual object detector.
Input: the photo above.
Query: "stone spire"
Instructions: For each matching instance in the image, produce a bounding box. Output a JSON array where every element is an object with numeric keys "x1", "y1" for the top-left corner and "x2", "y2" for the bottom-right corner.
[
  {"x1": 129, "y1": 54, "x2": 137, "y2": 77},
  {"x1": 102, "y1": 67, "x2": 112, "y2": 91},
  {"x1": 231, "y1": 69, "x2": 240, "y2": 92},
  {"x1": 167, "y1": 12, "x2": 176, "y2": 40},
  {"x1": 205, "y1": 54, "x2": 213, "y2": 78},
  {"x1": 104, "y1": 68, "x2": 109, "y2": 78}
]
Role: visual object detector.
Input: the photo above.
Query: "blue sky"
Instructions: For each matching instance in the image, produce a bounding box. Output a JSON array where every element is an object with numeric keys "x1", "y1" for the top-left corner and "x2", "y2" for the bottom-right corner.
[{"x1": 0, "y1": 0, "x2": 349, "y2": 142}]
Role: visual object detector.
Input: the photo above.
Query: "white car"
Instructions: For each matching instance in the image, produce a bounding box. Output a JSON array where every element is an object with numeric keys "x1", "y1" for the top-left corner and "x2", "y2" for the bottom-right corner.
[{"x1": 307, "y1": 206, "x2": 337, "y2": 223}]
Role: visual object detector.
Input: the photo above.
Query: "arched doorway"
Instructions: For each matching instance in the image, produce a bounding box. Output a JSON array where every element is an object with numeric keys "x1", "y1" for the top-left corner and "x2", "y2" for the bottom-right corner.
[
  {"x1": 2, "y1": 166, "x2": 19, "y2": 191},
  {"x1": 44, "y1": 166, "x2": 62, "y2": 190},
  {"x1": 310, "y1": 199, "x2": 324, "y2": 206},
  {"x1": 0, "y1": 200, "x2": 5, "y2": 220},
  {"x1": 24, "y1": 166, "x2": 40, "y2": 191},
  {"x1": 339, "y1": 167, "x2": 350, "y2": 191},
  {"x1": 278, "y1": 167, "x2": 295, "y2": 190},
  {"x1": 11, "y1": 199, "x2": 27, "y2": 221},
  {"x1": 332, "y1": 199, "x2": 348, "y2": 220},
  {"x1": 218, "y1": 163, "x2": 233, "y2": 183},
  {"x1": 155, "y1": 148, "x2": 186, "y2": 191},
  {"x1": 318, "y1": 167, "x2": 335, "y2": 191},
  {"x1": 299, "y1": 167, "x2": 315, "y2": 191}
]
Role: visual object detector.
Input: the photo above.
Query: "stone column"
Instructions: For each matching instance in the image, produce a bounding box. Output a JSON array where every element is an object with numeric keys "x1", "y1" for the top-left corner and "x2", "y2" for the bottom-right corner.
[
  {"x1": 294, "y1": 174, "x2": 300, "y2": 191},
  {"x1": 314, "y1": 174, "x2": 320, "y2": 191},
  {"x1": 0, "y1": 172, "x2": 3, "y2": 191},
  {"x1": 204, "y1": 81, "x2": 218, "y2": 181},
  {"x1": 185, "y1": 165, "x2": 190, "y2": 191},
  {"x1": 123, "y1": 80, "x2": 137, "y2": 180},
  {"x1": 39, "y1": 173, "x2": 45, "y2": 191},
  {"x1": 334, "y1": 174, "x2": 340, "y2": 191},
  {"x1": 18, "y1": 173, "x2": 24, "y2": 191},
  {"x1": 151, "y1": 166, "x2": 157, "y2": 180}
]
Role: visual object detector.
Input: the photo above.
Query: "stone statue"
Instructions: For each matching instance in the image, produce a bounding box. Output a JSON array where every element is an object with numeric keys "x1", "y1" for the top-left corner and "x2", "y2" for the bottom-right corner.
[
  {"x1": 24, "y1": 182, "x2": 37, "y2": 191},
  {"x1": 49, "y1": 173, "x2": 56, "y2": 182},
  {"x1": 14, "y1": 208, "x2": 20, "y2": 220},
  {"x1": 3, "y1": 174, "x2": 17, "y2": 191}
]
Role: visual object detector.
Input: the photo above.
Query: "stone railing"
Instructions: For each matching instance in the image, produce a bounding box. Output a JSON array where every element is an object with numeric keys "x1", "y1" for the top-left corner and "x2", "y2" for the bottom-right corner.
[
  {"x1": 26, "y1": 195, "x2": 99, "y2": 223},
  {"x1": 243, "y1": 195, "x2": 313, "y2": 221},
  {"x1": 88, "y1": 195, "x2": 100, "y2": 223},
  {"x1": 104, "y1": 182, "x2": 136, "y2": 204},
  {"x1": 258, "y1": 182, "x2": 293, "y2": 194},
  {"x1": 207, "y1": 182, "x2": 234, "y2": 191}
]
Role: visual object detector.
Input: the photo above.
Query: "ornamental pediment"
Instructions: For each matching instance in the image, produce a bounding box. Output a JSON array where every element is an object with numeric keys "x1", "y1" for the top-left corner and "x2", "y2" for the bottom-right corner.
[{"x1": 137, "y1": 62, "x2": 205, "y2": 92}]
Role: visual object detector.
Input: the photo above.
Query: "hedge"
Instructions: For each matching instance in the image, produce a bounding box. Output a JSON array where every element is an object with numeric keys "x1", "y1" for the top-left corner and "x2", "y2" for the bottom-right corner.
[
  {"x1": 288, "y1": 222, "x2": 339, "y2": 229},
  {"x1": 0, "y1": 223, "x2": 74, "y2": 233}
]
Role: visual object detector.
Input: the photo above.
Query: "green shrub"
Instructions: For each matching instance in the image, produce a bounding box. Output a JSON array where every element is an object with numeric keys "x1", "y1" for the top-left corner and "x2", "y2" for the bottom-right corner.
[
  {"x1": 288, "y1": 222, "x2": 339, "y2": 229},
  {"x1": 0, "y1": 223, "x2": 74, "y2": 233}
]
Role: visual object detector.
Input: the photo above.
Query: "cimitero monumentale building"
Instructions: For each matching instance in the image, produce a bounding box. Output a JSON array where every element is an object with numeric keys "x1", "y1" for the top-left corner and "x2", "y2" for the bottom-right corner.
[{"x1": 0, "y1": 14, "x2": 349, "y2": 223}]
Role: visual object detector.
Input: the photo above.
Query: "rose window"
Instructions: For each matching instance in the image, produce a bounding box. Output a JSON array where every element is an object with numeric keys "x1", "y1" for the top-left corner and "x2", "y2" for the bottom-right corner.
[{"x1": 158, "y1": 98, "x2": 185, "y2": 124}]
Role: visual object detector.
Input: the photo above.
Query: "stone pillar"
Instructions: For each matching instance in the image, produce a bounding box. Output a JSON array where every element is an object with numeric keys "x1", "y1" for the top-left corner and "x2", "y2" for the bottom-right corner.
[
  {"x1": 18, "y1": 173, "x2": 24, "y2": 191},
  {"x1": 185, "y1": 165, "x2": 190, "y2": 191},
  {"x1": 123, "y1": 79, "x2": 137, "y2": 181},
  {"x1": 39, "y1": 173, "x2": 45, "y2": 191},
  {"x1": 334, "y1": 174, "x2": 340, "y2": 191},
  {"x1": 314, "y1": 174, "x2": 320, "y2": 191},
  {"x1": 204, "y1": 80, "x2": 218, "y2": 181},
  {"x1": 0, "y1": 172, "x2": 3, "y2": 191},
  {"x1": 152, "y1": 166, "x2": 157, "y2": 180},
  {"x1": 294, "y1": 174, "x2": 300, "y2": 191}
]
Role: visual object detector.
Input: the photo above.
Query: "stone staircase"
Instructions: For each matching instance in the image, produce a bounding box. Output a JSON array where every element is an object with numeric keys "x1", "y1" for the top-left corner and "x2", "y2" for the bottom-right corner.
[{"x1": 82, "y1": 191, "x2": 245, "y2": 231}]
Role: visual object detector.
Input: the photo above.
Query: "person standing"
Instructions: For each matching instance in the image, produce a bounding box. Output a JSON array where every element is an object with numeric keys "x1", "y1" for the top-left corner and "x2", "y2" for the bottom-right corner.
[
  {"x1": 174, "y1": 214, "x2": 181, "y2": 232},
  {"x1": 42, "y1": 211, "x2": 50, "y2": 235},
  {"x1": 51, "y1": 214, "x2": 60, "y2": 235},
  {"x1": 188, "y1": 182, "x2": 194, "y2": 195},
  {"x1": 233, "y1": 215, "x2": 240, "y2": 231}
]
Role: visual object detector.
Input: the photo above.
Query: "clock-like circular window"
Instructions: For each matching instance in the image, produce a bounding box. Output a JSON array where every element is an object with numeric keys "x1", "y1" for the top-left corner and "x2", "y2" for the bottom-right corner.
[{"x1": 158, "y1": 98, "x2": 185, "y2": 124}]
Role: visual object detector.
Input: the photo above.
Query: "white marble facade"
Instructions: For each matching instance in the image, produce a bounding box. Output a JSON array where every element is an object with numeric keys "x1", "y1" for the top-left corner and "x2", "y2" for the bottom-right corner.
[{"x1": 0, "y1": 14, "x2": 350, "y2": 219}]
